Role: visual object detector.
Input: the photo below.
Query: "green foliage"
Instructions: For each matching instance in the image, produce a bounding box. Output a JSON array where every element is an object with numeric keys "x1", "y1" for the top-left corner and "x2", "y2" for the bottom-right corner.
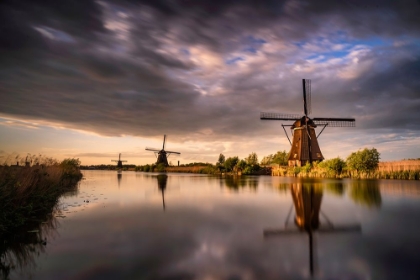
[
  {"x1": 217, "y1": 154, "x2": 225, "y2": 165},
  {"x1": 301, "y1": 162, "x2": 312, "y2": 174},
  {"x1": 216, "y1": 153, "x2": 226, "y2": 172},
  {"x1": 245, "y1": 164, "x2": 261, "y2": 175},
  {"x1": 346, "y1": 148, "x2": 380, "y2": 176},
  {"x1": 224, "y1": 156, "x2": 239, "y2": 172},
  {"x1": 261, "y1": 151, "x2": 288, "y2": 166},
  {"x1": 236, "y1": 159, "x2": 247, "y2": 171},
  {"x1": 246, "y1": 152, "x2": 258, "y2": 166},
  {"x1": 319, "y1": 157, "x2": 346, "y2": 176},
  {"x1": 155, "y1": 163, "x2": 166, "y2": 172}
]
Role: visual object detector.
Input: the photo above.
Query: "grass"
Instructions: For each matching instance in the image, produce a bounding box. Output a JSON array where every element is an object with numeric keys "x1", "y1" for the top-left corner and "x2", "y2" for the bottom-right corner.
[
  {"x1": 271, "y1": 164, "x2": 420, "y2": 180},
  {"x1": 0, "y1": 157, "x2": 82, "y2": 278}
]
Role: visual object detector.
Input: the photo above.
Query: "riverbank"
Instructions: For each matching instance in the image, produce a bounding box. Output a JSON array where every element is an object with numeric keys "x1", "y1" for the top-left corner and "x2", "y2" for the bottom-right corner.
[
  {"x1": 271, "y1": 162, "x2": 420, "y2": 180},
  {"x1": 0, "y1": 159, "x2": 83, "y2": 238}
]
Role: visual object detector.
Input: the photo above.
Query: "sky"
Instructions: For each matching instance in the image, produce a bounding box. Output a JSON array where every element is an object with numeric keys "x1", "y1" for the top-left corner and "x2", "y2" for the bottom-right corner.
[{"x1": 1, "y1": 0, "x2": 420, "y2": 165}]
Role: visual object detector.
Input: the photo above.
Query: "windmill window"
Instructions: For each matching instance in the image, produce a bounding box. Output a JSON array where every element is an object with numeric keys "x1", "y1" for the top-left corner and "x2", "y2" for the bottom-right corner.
[
  {"x1": 294, "y1": 154, "x2": 297, "y2": 158},
  {"x1": 316, "y1": 153, "x2": 321, "y2": 157}
]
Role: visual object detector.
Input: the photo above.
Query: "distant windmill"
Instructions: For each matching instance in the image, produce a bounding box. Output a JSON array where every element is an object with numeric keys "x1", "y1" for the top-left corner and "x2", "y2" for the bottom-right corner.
[
  {"x1": 111, "y1": 153, "x2": 127, "y2": 169},
  {"x1": 261, "y1": 79, "x2": 355, "y2": 166},
  {"x1": 264, "y1": 183, "x2": 361, "y2": 277},
  {"x1": 145, "y1": 135, "x2": 180, "y2": 166}
]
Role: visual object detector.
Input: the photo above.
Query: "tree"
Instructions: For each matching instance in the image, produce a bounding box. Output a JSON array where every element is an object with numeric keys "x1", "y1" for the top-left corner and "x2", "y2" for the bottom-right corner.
[
  {"x1": 261, "y1": 150, "x2": 289, "y2": 166},
  {"x1": 260, "y1": 154, "x2": 274, "y2": 166},
  {"x1": 346, "y1": 148, "x2": 380, "y2": 176},
  {"x1": 246, "y1": 152, "x2": 258, "y2": 166},
  {"x1": 319, "y1": 157, "x2": 346, "y2": 175},
  {"x1": 224, "y1": 156, "x2": 239, "y2": 172},
  {"x1": 216, "y1": 153, "x2": 226, "y2": 172},
  {"x1": 236, "y1": 159, "x2": 247, "y2": 171},
  {"x1": 272, "y1": 150, "x2": 289, "y2": 166}
]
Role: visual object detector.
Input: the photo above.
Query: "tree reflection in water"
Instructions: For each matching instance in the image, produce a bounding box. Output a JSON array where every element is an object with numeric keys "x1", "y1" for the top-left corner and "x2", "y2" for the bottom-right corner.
[
  {"x1": 264, "y1": 182, "x2": 361, "y2": 278},
  {"x1": 0, "y1": 213, "x2": 59, "y2": 280},
  {"x1": 350, "y1": 180, "x2": 381, "y2": 208},
  {"x1": 222, "y1": 176, "x2": 258, "y2": 191}
]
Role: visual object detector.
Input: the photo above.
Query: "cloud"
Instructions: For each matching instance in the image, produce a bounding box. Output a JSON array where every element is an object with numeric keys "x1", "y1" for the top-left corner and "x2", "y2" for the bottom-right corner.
[{"x1": 0, "y1": 0, "x2": 419, "y2": 160}]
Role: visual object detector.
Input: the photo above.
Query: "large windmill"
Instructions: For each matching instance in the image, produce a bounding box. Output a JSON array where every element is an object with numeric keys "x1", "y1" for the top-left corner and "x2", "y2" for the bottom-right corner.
[
  {"x1": 261, "y1": 79, "x2": 355, "y2": 166},
  {"x1": 145, "y1": 135, "x2": 180, "y2": 166},
  {"x1": 111, "y1": 153, "x2": 127, "y2": 169}
]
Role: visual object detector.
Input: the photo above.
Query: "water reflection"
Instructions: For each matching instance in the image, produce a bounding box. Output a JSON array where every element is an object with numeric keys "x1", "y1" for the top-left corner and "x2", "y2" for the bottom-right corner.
[
  {"x1": 350, "y1": 180, "x2": 381, "y2": 208},
  {"x1": 117, "y1": 173, "x2": 122, "y2": 188},
  {"x1": 0, "y1": 214, "x2": 59, "y2": 280},
  {"x1": 264, "y1": 183, "x2": 361, "y2": 277},
  {"x1": 222, "y1": 176, "x2": 258, "y2": 191},
  {"x1": 324, "y1": 181, "x2": 345, "y2": 196},
  {"x1": 156, "y1": 174, "x2": 168, "y2": 211}
]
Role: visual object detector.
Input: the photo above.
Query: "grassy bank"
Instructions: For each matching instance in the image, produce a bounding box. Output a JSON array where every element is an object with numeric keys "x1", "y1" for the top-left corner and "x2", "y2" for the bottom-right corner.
[
  {"x1": 0, "y1": 158, "x2": 82, "y2": 238},
  {"x1": 271, "y1": 164, "x2": 420, "y2": 180}
]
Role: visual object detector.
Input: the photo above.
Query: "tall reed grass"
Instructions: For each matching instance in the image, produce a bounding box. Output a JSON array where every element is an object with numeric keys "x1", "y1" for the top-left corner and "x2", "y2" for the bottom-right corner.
[{"x1": 0, "y1": 157, "x2": 82, "y2": 238}]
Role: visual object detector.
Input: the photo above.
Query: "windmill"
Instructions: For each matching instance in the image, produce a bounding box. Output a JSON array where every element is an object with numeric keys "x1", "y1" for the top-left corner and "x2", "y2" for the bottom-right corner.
[
  {"x1": 145, "y1": 135, "x2": 180, "y2": 166},
  {"x1": 261, "y1": 79, "x2": 355, "y2": 166},
  {"x1": 264, "y1": 183, "x2": 361, "y2": 277},
  {"x1": 111, "y1": 153, "x2": 127, "y2": 169}
]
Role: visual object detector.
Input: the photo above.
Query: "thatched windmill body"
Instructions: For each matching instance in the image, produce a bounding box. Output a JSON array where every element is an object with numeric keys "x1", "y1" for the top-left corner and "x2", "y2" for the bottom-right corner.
[
  {"x1": 261, "y1": 79, "x2": 355, "y2": 166},
  {"x1": 111, "y1": 153, "x2": 127, "y2": 169},
  {"x1": 146, "y1": 135, "x2": 180, "y2": 166}
]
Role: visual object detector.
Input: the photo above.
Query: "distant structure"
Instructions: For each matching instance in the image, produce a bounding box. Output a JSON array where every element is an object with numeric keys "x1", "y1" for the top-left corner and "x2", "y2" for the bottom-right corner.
[
  {"x1": 146, "y1": 135, "x2": 180, "y2": 166},
  {"x1": 261, "y1": 79, "x2": 355, "y2": 166},
  {"x1": 111, "y1": 153, "x2": 127, "y2": 169}
]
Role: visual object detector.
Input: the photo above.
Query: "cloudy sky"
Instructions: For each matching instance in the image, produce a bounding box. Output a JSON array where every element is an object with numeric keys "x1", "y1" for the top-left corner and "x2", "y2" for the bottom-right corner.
[{"x1": 1, "y1": 0, "x2": 420, "y2": 165}]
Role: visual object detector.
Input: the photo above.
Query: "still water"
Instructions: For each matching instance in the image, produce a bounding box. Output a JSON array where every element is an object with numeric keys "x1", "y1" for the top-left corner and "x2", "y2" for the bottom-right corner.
[{"x1": 6, "y1": 171, "x2": 420, "y2": 280}]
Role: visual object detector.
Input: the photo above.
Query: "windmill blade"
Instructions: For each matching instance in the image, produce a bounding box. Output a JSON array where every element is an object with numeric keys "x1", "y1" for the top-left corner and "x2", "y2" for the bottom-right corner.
[
  {"x1": 166, "y1": 151, "x2": 181, "y2": 155},
  {"x1": 260, "y1": 112, "x2": 301, "y2": 120},
  {"x1": 111, "y1": 160, "x2": 118, "y2": 162},
  {"x1": 146, "y1": 147, "x2": 160, "y2": 152},
  {"x1": 263, "y1": 228, "x2": 303, "y2": 236},
  {"x1": 162, "y1": 135, "x2": 166, "y2": 150},
  {"x1": 302, "y1": 79, "x2": 311, "y2": 116},
  {"x1": 317, "y1": 224, "x2": 361, "y2": 233},
  {"x1": 313, "y1": 118, "x2": 355, "y2": 127}
]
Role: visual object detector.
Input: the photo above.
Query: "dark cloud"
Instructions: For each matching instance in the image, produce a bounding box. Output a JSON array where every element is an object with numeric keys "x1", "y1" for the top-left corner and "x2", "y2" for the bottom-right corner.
[{"x1": 0, "y1": 0, "x2": 419, "y2": 150}]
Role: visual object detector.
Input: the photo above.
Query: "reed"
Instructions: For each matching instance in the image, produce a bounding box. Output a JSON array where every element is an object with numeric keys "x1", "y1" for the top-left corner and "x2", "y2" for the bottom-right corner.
[
  {"x1": 270, "y1": 165, "x2": 420, "y2": 180},
  {"x1": 0, "y1": 157, "x2": 82, "y2": 238}
]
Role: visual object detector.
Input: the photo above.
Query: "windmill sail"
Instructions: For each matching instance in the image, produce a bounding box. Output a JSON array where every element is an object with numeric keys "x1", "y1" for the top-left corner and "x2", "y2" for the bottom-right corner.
[
  {"x1": 260, "y1": 79, "x2": 355, "y2": 166},
  {"x1": 145, "y1": 135, "x2": 181, "y2": 166}
]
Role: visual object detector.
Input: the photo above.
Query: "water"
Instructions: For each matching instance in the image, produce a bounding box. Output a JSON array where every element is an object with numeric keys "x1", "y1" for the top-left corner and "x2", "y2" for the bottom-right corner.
[{"x1": 4, "y1": 171, "x2": 420, "y2": 280}]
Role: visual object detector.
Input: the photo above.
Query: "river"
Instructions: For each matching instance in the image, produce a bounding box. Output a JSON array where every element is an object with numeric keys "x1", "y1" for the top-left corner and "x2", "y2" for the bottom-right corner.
[{"x1": 4, "y1": 170, "x2": 420, "y2": 280}]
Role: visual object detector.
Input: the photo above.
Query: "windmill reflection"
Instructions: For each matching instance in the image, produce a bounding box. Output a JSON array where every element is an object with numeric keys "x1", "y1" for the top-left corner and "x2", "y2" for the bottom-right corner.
[
  {"x1": 264, "y1": 183, "x2": 361, "y2": 277},
  {"x1": 117, "y1": 173, "x2": 122, "y2": 188},
  {"x1": 156, "y1": 174, "x2": 168, "y2": 211}
]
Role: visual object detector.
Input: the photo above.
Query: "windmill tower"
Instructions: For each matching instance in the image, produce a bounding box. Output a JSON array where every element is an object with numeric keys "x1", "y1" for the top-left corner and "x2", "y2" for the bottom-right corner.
[
  {"x1": 111, "y1": 153, "x2": 127, "y2": 169},
  {"x1": 146, "y1": 135, "x2": 181, "y2": 166},
  {"x1": 261, "y1": 79, "x2": 355, "y2": 166}
]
